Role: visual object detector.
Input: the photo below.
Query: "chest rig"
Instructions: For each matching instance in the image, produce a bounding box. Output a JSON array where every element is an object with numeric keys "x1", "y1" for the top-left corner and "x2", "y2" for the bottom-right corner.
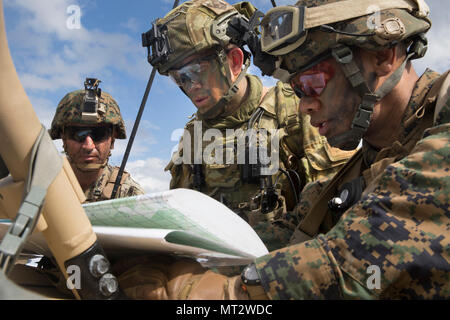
[{"x1": 171, "y1": 76, "x2": 303, "y2": 225}]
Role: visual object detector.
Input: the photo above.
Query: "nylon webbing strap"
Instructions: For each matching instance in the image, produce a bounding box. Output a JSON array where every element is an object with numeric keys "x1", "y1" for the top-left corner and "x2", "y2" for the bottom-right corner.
[
  {"x1": 328, "y1": 46, "x2": 414, "y2": 149},
  {"x1": 0, "y1": 126, "x2": 62, "y2": 275},
  {"x1": 304, "y1": 0, "x2": 427, "y2": 30},
  {"x1": 294, "y1": 149, "x2": 363, "y2": 240},
  {"x1": 331, "y1": 46, "x2": 371, "y2": 96}
]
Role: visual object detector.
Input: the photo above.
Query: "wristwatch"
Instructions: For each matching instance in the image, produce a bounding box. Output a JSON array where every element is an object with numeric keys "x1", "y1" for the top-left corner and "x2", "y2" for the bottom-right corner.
[{"x1": 240, "y1": 263, "x2": 269, "y2": 300}]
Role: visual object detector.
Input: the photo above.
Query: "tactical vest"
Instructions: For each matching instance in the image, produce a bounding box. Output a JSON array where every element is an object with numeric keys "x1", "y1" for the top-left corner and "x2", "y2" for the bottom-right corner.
[
  {"x1": 84, "y1": 165, "x2": 132, "y2": 203},
  {"x1": 166, "y1": 75, "x2": 353, "y2": 225},
  {"x1": 291, "y1": 70, "x2": 449, "y2": 244}
]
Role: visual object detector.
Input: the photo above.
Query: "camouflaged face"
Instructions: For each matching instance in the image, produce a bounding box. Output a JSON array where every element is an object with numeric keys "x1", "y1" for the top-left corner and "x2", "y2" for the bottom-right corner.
[
  {"x1": 155, "y1": 0, "x2": 238, "y2": 75},
  {"x1": 277, "y1": 1, "x2": 431, "y2": 73},
  {"x1": 50, "y1": 89, "x2": 126, "y2": 140}
]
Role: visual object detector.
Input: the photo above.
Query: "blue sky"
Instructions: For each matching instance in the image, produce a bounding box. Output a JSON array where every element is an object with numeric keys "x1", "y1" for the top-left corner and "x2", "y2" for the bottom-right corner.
[{"x1": 3, "y1": 0, "x2": 449, "y2": 193}]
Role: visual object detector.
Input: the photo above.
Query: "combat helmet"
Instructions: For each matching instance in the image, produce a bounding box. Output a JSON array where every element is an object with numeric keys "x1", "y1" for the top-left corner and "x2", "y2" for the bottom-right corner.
[
  {"x1": 259, "y1": 0, "x2": 431, "y2": 150},
  {"x1": 50, "y1": 78, "x2": 126, "y2": 140},
  {"x1": 141, "y1": 0, "x2": 256, "y2": 118}
]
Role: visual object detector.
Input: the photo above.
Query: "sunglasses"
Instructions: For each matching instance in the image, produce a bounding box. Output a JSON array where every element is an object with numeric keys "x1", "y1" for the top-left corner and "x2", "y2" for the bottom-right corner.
[
  {"x1": 290, "y1": 60, "x2": 335, "y2": 98},
  {"x1": 65, "y1": 126, "x2": 112, "y2": 143},
  {"x1": 168, "y1": 54, "x2": 218, "y2": 91}
]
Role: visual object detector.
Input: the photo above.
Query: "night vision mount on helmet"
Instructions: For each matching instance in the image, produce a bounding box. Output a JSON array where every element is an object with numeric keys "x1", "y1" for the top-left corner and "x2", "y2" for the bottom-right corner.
[{"x1": 50, "y1": 78, "x2": 126, "y2": 141}]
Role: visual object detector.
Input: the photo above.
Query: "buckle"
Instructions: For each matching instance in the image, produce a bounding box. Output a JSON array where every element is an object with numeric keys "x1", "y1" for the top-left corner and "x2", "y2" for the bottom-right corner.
[
  {"x1": 352, "y1": 106, "x2": 373, "y2": 129},
  {"x1": 331, "y1": 46, "x2": 353, "y2": 64}
]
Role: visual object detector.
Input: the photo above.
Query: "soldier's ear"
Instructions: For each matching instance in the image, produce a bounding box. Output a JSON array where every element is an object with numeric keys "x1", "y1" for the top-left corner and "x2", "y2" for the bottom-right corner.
[
  {"x1": 227, "y1": 47, "x2": 244, "y2": 79},
  {"x1": 362, "y1": 47, "x2": 397, "y2": 77},
  {"x1": 110, "y1": 138, "x2": 115, "y2": 150}
]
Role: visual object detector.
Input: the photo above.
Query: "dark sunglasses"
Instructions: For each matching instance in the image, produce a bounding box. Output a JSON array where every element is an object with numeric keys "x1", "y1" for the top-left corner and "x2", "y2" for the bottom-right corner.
[
  {"x1": 65, "y1": 126, "x2": 112, "y2": 143},
  {"x1": 290, "y1": 59, "x2": 335, "y2": 98}
]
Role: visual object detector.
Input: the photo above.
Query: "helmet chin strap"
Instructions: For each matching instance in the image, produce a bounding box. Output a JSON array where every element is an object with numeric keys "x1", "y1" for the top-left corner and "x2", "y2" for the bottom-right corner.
[
  {"x1": 328, "y1": 45, "x2": 415, "y2": 150},
  {"x1": 198, "y1": 48, "x2": 251, "y2": 120}
]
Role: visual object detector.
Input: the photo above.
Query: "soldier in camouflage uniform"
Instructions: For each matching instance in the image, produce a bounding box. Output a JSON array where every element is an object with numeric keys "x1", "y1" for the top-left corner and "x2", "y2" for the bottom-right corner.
[
  {"x1": 114, "y1": 0, "x2": 449, "y2": 299},
  {"x1": 145, "y1": 0, "x2": 353, "y2": 227},
  {"x1": 50, "y1": 78, "x2": 145, "y2": 203}
]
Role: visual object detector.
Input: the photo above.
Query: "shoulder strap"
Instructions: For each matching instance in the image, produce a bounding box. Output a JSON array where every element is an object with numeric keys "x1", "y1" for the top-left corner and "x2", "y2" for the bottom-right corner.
[
  {"x1": 292, "y1": 149, "x2": 364, "y2": 243},
  {"x1": 101, "y1": 166, "x2": 130, "y2": 200}
]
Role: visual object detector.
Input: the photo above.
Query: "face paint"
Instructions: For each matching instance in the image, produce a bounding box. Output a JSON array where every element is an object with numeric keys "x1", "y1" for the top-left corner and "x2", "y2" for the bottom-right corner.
[
  {"x1": 170, "y1": 52, "x2": 231, "y2": 115},
  {"x1": 298, "y1": 58, "x2": 360, "y2": 139}
]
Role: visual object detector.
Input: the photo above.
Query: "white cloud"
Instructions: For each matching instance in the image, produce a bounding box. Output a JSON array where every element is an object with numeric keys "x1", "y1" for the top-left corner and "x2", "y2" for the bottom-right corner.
[
  {"x1": 412, "y1": 0, "x2": 450, "y2": 74},
  {"x1": 5, "y1": 0, "x2": 147, "y2": 95},
  {"x1": 125, "y1": 157, "x2": 171, "y2": 193},
  {"x1": 27, "y1": 94, "x2": 57, "y2": 128},
  {"x1": 120, "y1": 17, "x2": 140, "y2": 32}
]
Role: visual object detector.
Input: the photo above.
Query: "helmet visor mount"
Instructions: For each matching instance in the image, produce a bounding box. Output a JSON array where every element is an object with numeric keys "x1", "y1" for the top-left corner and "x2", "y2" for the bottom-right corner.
[{"x1": 261, "y1": 6, "x2": 307, "y2": 56}]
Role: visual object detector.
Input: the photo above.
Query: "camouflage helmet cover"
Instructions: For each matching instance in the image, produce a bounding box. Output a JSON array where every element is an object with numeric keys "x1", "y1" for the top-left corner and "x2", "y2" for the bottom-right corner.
[
  {"x1": 154, "y1": 0, "x2": 242, "y2": 75},
  {"x1": 274, "y1": 0, "x2": 432, "y2": 74},
  {"x1": 50, "y1": 89, "x2": 126, "y2": 140}
]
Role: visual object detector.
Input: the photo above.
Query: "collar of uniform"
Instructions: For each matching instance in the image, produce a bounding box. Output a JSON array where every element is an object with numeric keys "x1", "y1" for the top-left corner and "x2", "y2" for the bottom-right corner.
[
  {"x1": 361, "y1": 68, "x2": 440, "y2": 167},
  {"x1": 400, "y1": 68, "x2": 440, "y2": 137},
  {"x1": 200, "y1": 74, "x2": 263, "y2": 130},
  {"x1": 83, "y1": 163, "x2": 112, "y2": 203}
]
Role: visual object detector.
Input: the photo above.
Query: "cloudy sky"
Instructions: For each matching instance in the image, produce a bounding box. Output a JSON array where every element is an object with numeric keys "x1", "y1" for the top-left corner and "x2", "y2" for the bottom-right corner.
[{"x1": 3, "y1": 0, "x2": 449, "y2": 193}]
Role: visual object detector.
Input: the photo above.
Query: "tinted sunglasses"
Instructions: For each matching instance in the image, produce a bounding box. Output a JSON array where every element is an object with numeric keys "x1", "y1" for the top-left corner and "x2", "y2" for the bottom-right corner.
[
  {"x1": 65, "y1": 126, "x2": 112, "y2": 143},
  {"x1": 290, "y1": 60, "x2": 335, "y2": 98}
]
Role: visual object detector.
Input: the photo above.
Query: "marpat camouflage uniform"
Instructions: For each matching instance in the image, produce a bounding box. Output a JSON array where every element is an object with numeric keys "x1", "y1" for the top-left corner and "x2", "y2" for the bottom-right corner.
[{"x1": 254, "y1": 69, "x2": 450, "y2": 299}]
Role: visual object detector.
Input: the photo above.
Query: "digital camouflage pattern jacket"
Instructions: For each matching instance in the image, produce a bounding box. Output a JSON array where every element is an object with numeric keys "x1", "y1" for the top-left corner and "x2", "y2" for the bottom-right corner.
[
  {"x1": 254, "y1": 69, "x2": 450, "y2": 299},
  {"x1": 84, "y1": 164, "x2": 145, "y2": 203},
  {"x1": 165, "y1": 74, "x2": 355, "y2": 225}
]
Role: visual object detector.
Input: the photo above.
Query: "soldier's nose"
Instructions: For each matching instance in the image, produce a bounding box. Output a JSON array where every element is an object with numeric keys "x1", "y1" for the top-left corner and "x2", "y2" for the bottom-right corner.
[
  {"x1": 81, "y1": 135, "x2": 95, "y2": 149},
  {"x1": 299, "y1": 97, "x2": 321, "y2": 115},
  {"x1": 185, "y1": 80, "x2": 202, "y2": 93}
]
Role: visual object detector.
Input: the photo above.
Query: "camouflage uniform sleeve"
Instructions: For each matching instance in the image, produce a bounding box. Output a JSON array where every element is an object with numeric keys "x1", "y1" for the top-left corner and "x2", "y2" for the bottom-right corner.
[
  {"x1": 254, "y1": 111, "x2": 450, "y2": 299},
  {"x1": 120, "y1": 174, "x2": 146, "y2": 197}
]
